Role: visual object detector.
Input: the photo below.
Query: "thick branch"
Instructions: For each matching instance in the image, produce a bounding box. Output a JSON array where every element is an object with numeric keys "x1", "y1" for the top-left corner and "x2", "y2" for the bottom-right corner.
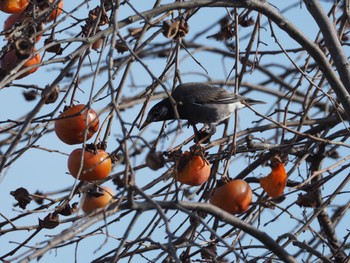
[
  {"x1": 20, "y1": 201, "x2": 298, "y2": 263},
  {"x1": 309, "y1": 147, "x2": 347, "y2": 261},
  {"x1": 303, "y1": 0, "x2": 350, "y2": 95}
]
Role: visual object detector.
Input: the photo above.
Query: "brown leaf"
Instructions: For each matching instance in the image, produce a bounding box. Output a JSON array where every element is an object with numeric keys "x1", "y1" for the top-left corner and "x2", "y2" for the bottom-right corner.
[
  {"x1": 39, "y1": 213, "x2": 60, "y2": 229},
  {"x1": 43, "y1": 84, "x2": 60, "y2": 104},
  {"x1": 115, "y1": 40, "x2": 128, "y2": 54},
  {"x1": 88, "y1": 6, "x2": 109, "y2": 26},
  {"x1": 296, "y1": 192, "x2": 317, "y2": 208},
  {"x1": 146, "y1": 150, "x2": 165, "y2": 171},
  {"x1": 240, "y1": 17, "x2": 255, "y2": 27},
  {"x1": 177, "y1": 19, "x2": 189, "y2": 38},
  {"x1": 32, "y1": 190, "x2": 44, "y2": 205},
  {"x1": 112, "y1": 175, "x2": 125, "y2": 188},
  {"x1": 10, "y1": 187, "x2": 32, "y2": 209},
  {"x1": 207, "y1": 18, "x2": 234, "y2": 41},
  {"x1": 57, "y1": 202, "x2": 79, "y2": 216},
  {"x1": 44, "y1": 39, "x2": 63, "y2": 55},
  {"x1": 23, "y1": 90, "x2": 37, "y2": 101},
  {"x1": 201, "y1": 243, "x2": 217, "y2": 259},
  {"x1": 162, "y1": 20, "x2": 180, "y2": 39}
]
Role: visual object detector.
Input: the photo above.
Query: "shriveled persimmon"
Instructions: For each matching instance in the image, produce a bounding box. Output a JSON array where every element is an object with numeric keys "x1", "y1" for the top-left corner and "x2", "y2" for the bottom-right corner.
[
  {"x1": 260, "y1": 156, "x2": 287, "y2": 198},
  {"x1": 174, "y1": 148, "x2": 210, "y2": 186},
  {"x1": 81, "y1": 186, "x2": 114, "y2": 213},
  {"x1": 54, "y1": 104, "x2": 99, "y2": 145},
  {"x1": 1, "y1": 47, "x2": 41, "y2": 79},
  {"x1": 68, "y1": 147, "x2": 112, "y2": 182},
  {"x1": 209, "y1": 179, "x2": 252, "y2": 214},
  {"x1": 0, "y1": 0, "x2": 29, "y2": 13}
]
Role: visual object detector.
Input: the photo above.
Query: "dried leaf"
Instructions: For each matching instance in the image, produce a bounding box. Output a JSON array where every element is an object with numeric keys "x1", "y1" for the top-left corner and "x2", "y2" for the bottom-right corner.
[
  {"x1": 44, "y1": 39, "x2": 63, "y2": 55},
  {"x1": 57, "y1": 202, "x2": 79, "y2": 216},
  {"x1": 43, "y1": 84, "x2": 60, "y2": 104},
  {"x1": 240, "y1": 17, "x2": 255, "y2": 27},
  {"x1": 296, "y1": 193, "x2": 317, "y2": 208},
  {"x1": 201, "y1": 244, "x2": 217, "y2": 259},
  {"x1": 32, "y1": 190, "x2": 44, "y2": 205},
  {"x1": 162, "y1": 20, "x2": 180, "y2": 39},
  {"x1": 23, "y1": 90, "x2": 37, "y2": 101},
  {"x1": 10, "y1": 187, "x2": 32, "y2": 209},
  {"x1": 146, "y1": 150, "x2": 165, "y2": 171},
  {"x1": 39, "y1": 213, "x2": 60, "y2": 229},
  {"x1": 115, "y1": 40, "x2": 128, "y2": 54}
]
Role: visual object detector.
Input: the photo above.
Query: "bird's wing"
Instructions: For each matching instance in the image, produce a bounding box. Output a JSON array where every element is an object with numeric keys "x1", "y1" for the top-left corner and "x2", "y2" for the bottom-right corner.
[
  {"x1": 194, "y1": 92, "x2": 242, "y2": 105},
  {"x1": 172, "y1": 83, "x2": 241, "y2": 105}
]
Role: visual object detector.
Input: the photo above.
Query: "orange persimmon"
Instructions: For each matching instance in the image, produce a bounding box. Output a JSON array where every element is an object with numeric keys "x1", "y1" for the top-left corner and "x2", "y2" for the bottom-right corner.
[
  {"x1": 68, "y1": 148, "x2": 112, "y2": 182},
  {"x1": 4, "y1": 13, "x2": 43, "y2": 42},
  {"x1": 0, "y1": 0, "x2": 29, "y2": 13},
  {"x1": 209, "y1": 179, "x2": 252, "y2": 214},
  {"x1": 54, "y1": 104, "x2": 99, "y2": 145},
  {"x1": 260, "y1": 156, "x2": 287, "y2": 198},
  {"x1": 3, "y1": 12, "x2": 22, "y2": 33},
  {"x1": 81, "y1": 186, "x2": 114, "y2": 213},
  {"x1": 1, "y1": 47, "x2": 41, "y2": 79},
  {"x1": 174, "y1": 150, "x2": 210, "y2": 186},
  {"x1": 46, "y1": 0, "x2": 63, "y2": 22}
]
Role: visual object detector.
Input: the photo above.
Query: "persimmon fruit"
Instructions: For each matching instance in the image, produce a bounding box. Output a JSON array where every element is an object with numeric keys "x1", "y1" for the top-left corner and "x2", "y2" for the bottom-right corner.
[
  {"x1": 82, "y1": 186, "x2": 114, "y2": 213},
  {"x1": 4, "y1": 13, "x2": 43, "y2": 42},
  {"x1": 46, "y1": 0, "x2": 63, "y2": 22},
  {"x1": 260, "y1": 156, "x2": 287, "y2": 198},
  {"x1": 1, "y1": 47, "x2": 41, "y2": 79},
  {"x1": 209, "y1": 179, "x2": 252, "y2": 214},
  {"x1": 68, "y1": 148, "x2": 112, "y2": 182},
  {"x1": 0, "y1": 0, "x2": 29, "y2": 13},
  {"x1": 54, "y1": 104, "x2": 99, "y2": 145},
  {"x1": 174, "y1": 150, "x2": 211, "y2": 186},
  {"x1": 3, "y1": 12, "x2": 22, "y2": 32}
]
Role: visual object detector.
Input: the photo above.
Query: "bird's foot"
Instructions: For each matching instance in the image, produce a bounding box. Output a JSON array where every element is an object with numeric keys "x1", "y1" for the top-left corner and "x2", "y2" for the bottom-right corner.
[
  {"x1": 194, "y1": 131, "x2": 212, "y2": 144},
  {"x1": 204, "y1": 124, "x2": 216, "y2": 135},
  {"x1": 192, "y1": 124, "x2": 216, "y2": 144}
]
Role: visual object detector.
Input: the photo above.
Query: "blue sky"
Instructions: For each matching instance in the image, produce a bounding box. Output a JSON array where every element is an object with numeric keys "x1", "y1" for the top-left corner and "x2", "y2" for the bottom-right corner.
[{"x1": 1, "y1": 1, "x2": 349, "y2": 262}]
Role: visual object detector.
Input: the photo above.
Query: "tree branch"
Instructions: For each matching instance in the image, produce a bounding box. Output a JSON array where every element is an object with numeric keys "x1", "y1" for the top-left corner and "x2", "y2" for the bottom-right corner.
[
  {"x1": 20, "y1": 200, "x2": 298, "y2": 263},
  {"x1": 110, "y1": 0, "x2": 350, "y2": 120},
  {"x1": 303, "y1": 0, "x2": 350, "y2": 95}
]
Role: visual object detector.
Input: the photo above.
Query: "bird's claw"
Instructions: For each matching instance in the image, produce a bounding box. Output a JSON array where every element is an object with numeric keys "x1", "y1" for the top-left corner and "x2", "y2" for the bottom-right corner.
[{"x1": 204, "y1": 124, "x2": 216, "y2": 135}]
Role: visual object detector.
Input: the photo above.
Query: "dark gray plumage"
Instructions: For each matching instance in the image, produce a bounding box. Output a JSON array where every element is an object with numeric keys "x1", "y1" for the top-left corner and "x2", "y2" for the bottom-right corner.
[{"x1": 140, "y1": 82, "x2": 264, "y2": 132}]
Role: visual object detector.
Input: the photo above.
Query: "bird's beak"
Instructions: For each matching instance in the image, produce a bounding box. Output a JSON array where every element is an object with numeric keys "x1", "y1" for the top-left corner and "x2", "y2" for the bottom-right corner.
[
  {"x1": 244, "y1": 99, "x2": 266, "y2": 105},
  {"x1": 139, "y1": 120, "x2": 150, "y2": 130}
]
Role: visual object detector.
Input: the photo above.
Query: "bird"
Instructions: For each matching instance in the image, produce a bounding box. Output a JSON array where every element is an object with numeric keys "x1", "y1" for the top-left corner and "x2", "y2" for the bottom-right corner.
[{"x1": 140, "y1": 82, "x2": 265, "y2": 135}]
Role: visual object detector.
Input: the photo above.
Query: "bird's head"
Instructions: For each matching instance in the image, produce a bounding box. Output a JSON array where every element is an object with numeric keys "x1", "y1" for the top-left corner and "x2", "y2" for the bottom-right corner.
[{"x1": 140, "y1": 99, "x2": 173, "y2": 130}]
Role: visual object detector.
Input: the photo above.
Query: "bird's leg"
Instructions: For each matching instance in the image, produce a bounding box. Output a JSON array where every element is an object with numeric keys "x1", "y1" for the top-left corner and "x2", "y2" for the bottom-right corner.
[
  {"x1": 191, "y1": 124, "x2": 200, "y2": 142},
  {"x1": 192, "y1": 124, "x2": 209, "y2": 144},
  {"x1": 197, "y1": 131, "x2": 212, "y2": 144},
  {"x1": 191, "y1": 124, "x2": 214, "y2": 144}
]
